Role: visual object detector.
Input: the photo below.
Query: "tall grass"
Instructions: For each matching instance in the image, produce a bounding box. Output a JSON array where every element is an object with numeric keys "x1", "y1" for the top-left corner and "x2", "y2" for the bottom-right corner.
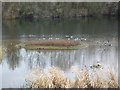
[
  {"x1": 26, "y1": 66, "x2": 119, "y2": 88},
  {"x1": 0, "y1": 47, "x2": 2, "y2": 62}
]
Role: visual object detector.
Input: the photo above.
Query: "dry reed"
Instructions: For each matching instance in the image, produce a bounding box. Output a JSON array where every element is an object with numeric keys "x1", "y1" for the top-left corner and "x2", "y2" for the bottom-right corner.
[
  {"x1": 26, "y1": 66, "x2": 119, "y2": 88},
  {"x1": 0, "y1": 46, "x2": 2, "y2": 61}
]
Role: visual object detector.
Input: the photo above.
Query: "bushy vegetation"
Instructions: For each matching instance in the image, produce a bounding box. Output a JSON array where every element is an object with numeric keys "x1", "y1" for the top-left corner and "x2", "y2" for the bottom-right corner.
[{"x1": 2, "y1": 2, "x2": 118, "y2": 19}]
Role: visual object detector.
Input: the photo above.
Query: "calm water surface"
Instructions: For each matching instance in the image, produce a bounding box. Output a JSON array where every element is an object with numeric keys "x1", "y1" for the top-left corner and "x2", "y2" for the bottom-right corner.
[{"x1": 1, "y1": 17, "x2": 118, "y2": 88}]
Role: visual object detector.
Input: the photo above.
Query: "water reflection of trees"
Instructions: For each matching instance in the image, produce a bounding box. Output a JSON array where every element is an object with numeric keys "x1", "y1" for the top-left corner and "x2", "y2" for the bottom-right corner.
[
  {"x1": 22, "y1": 44, "x2": 118, "y2": 72},
  {"x1": 2, "y1": 39, "x2": 21, "y2": 70},
  {"x1": 22, "y1": 50, "x2": 79, "y2": 70},
  {"x1": 3, "y1": 18, "x2": 118, "y2": 39},
  {"x1": 5, "y1": 49, "x2": 20, "y2": 70},
  {"x1": 2, "y1": 38, "x2": 118, "y2": 72}
]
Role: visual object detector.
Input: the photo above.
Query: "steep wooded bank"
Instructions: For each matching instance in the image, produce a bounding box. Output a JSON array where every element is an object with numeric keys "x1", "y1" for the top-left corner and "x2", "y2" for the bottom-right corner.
[{"x1": 2, "y1": 2, "x2": 119, "y2": 19}]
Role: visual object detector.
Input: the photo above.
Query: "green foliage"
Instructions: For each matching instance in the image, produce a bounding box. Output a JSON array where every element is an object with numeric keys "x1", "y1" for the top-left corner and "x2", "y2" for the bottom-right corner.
[{"x1": 2, "y1": 2, "x2": 118, "y2": 19}]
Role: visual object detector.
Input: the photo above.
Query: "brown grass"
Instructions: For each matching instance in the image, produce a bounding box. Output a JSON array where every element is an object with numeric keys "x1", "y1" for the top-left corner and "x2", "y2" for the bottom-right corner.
[
  {"x1": 26, "y1": 66, "x2": 119, "y2": 88},
  {"x1": 26, "y1": 40, "x2": 80, "y2": 46},
  {"x1": 0, "y1": 46, "x2": 2, "y2": 61}
]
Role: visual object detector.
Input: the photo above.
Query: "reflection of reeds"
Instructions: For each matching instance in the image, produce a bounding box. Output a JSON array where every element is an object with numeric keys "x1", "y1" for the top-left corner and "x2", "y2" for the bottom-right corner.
[{"x1": 26, "y1": 66, "x2": 119, "y2": 88}]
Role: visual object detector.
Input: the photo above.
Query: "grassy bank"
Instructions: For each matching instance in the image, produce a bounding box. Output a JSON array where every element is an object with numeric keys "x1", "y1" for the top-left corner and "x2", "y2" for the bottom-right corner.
[
  {"x1": 25, "y1": 44, "x2": 86, "y2": 50},
  {"x1": 15, "y1": 40, "x2": 87, "y2": 50}
]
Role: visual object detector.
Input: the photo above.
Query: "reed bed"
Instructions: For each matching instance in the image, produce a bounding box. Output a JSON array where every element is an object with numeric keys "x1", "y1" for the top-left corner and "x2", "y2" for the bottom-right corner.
[
  {"x1": 0, "y1": 46, "x2": 2, "y2": 61},
  {"x1": 26, "y1": 66, "x2": 119, "y2": 88}
]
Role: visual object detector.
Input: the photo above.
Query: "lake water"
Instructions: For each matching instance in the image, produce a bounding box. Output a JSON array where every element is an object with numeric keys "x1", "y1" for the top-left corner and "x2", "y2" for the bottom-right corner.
[{"x1": 1, "y1": 17, "x2": 118, "y2": 88}]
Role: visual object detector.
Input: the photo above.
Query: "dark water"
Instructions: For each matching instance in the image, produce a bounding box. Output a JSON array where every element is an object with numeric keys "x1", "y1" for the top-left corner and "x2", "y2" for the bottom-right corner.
[
  {"x1": 2, "y1": 17, "x2": 118, "y2": 39},
  {"x1": 1, "y1": 17, "x2": 118, "y2": 88}
]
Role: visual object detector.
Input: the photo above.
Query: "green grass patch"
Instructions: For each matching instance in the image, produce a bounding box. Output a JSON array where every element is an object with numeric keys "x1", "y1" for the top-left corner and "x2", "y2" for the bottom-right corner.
[{"x1": 25, "y1": 44, "x2": 87, "y2": 50}]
